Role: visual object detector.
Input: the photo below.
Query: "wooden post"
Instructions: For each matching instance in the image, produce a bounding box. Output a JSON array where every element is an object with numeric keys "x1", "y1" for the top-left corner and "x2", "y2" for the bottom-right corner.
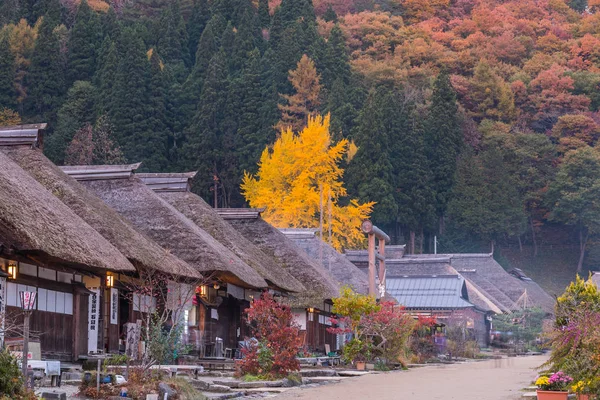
[
  {"x1": 378, "y1": 238, "x2": 386, "y2": 295},
  {"x1": 96, "y1": 358, "x2": 101, "y2": 393},
  {"x1": 22, "y1": 311, "x2": 30, "y2": 386},
  {"x1": 368, "y1": 233, "x2": 376, "y2": 297}
]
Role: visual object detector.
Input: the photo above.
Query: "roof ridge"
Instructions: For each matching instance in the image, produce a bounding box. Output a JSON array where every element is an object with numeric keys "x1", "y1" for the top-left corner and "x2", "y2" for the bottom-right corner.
[{"x1": 61, "y1": 164, "x2": 141, "y2": 180}]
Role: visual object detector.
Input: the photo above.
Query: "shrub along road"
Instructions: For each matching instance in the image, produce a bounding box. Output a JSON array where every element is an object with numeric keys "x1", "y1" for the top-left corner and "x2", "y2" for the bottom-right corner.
[{"x1": 272, "y1": 355, "x2": 547, "y2": 400}]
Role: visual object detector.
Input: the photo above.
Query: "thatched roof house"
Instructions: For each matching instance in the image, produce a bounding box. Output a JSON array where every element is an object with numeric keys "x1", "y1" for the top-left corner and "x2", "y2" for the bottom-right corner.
[
  {"x1": 137, "y1": 173, "x2": 305, "y2": 293},
  {"x1": 279, "y1": 229, "x2": 368, "y2": 294},
  {"x1": 216, "y1": 209, "x2": 340, "y2": 308},
  {"x1": 349, "y1": 250, "x2": 554, "y2": 314},
  {"x1": 61, "y1": 165, "x2": 267, "y2": 289},
  {"x1": 0, "y1": 126, "x2": 199, "y2": 279},
  {"x1": 0, "y1": 150, "x2": 134, "y2": 273}
]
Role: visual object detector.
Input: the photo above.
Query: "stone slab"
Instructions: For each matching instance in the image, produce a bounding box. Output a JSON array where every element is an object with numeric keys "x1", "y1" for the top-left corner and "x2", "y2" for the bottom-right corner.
[
  {"x1": 337, "y1": 370, "x2": 370, "y2": 377},
  {"x1": 300, "y1": 369, "x2": 338, "y2": 377},
  {"x1": 238, "y1": 380, "x2": 284, "y2": 388}
]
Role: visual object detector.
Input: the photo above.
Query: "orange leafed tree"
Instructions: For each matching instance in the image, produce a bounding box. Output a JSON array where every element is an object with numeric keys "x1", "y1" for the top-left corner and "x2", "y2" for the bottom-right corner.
[
  {"x1": 242, "y1": 114, "x2": 374, "y2": 250},
  {"x1": 277, "y1": 54, "x2": 322, "y2": 133}
]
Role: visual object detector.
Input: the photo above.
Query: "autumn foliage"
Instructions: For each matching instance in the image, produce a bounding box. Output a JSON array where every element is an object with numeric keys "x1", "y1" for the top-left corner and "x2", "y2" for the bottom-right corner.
[
  {"x1": 242, "y1": 114, "x2": 374, "y2": 250},
  {"x1": 238, "y1": 292, "x2": 302, "y2": 378}
]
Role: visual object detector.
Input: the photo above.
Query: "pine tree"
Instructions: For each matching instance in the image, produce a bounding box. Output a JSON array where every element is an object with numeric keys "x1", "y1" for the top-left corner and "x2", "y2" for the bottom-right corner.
[
  {"x1": 326, "y1": 78, "x2": 357, "y2": 140},
  {"x1": 45, "y1": 80, "x2": 96, "y2": 164},
  {"x1": 156, "y1": 1, "x2": 190, "y2": 70},
  {"x1": 110, "y1": 27, "x2": 160, "y2": 169},
  {"x1": 101, "y1": 7, "x2": 120, "y2": 39},
  {"x1": 187, "y1": 0, "x2": 209, "y2": 60},
  {"x1": 26, "y1": 5, "x2": 65, "y2": 122},
  {"x1": 67, "y1": 0, "x2": 101, "y2": 84},
  {"x1": 237, "y1": 49, "x2": 267, "y2": 175},
  {"x1": 258, "y1": 0, "x2": 270, "y2": 28},
  {"x1": 94, "y1": 37, "x2": 118, "y2": 115},
  {"x1": 181, "y1": 50, "x2": 228, "y2": 200},
  {"x1": 145, "y1": 49, "x2": 171, "y2": 171},
  {"x1": 346, "y1": 88, "x2": 397, "y2": 226},
  {"x1": 424, "y1": 71, "x2": 463, "y2": 225},
  {"x1": 390, "y1": 91, "x2": 436, "y2": 250},
  {"x1": 323, "y1": 4, "x2": 338, "y2": 22},
  {"x1": 0, "y1": 34, "x2": 16, "y2": 109},
  {"x1": 323, "y1": 25, "x2": 350, "y2": 88}
]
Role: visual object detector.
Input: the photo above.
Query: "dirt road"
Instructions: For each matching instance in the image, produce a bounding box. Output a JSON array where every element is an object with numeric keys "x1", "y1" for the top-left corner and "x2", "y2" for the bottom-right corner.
[{"x1": 272, "y1": 355, "x2": 547, "y2": 400}]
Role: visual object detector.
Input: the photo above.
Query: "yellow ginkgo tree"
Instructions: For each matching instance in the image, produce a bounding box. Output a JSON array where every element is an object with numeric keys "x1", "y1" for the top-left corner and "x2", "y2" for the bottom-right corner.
[{"x1": 241, "y1": 113, "x2": 375, "y2": 250}]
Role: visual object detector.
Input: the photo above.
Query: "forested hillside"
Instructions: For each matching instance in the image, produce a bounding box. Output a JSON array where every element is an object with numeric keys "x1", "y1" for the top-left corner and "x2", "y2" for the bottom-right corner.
[{"x1": 2, "y1": 0, "x2": 600, "y2": 272}]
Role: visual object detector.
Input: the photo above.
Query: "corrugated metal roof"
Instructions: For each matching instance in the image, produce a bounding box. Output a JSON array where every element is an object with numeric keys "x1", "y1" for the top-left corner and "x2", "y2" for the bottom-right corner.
[{"x1": 387, "y1": 275, "x2": 474, "y2": 309}]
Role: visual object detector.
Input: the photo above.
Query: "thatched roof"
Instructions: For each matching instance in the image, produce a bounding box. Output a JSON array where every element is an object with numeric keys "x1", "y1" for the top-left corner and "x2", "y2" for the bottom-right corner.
[
  {"x1": 0, "y1": 146, "x2": 200, "y2": 279},
  {"x1": 382, "y1": 253, "x2": 555, "y2": 314},
  {"x1": 61, "y1": 166, "x2": 268, "y2": 289},
  {"x1": 0, "y1": 151, "x2": 134, "y2": 273},
  {"x1": 217, "y1": 209, "x2": 341, "y2": 308},
  {"x1": 279, "y1": 229, "x2": 368, "y2": 294},
  {"x1": 137, "y1": 173, "x2": 305, "y2": 293},
  {"x1": 449, "y1": 254, "x2": 555, "y2": 313}
]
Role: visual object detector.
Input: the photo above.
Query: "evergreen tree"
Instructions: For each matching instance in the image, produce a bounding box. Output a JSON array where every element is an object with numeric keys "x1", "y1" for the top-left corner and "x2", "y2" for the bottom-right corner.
[
  {"x1": 67, "y1": 0, "x2": 101, "y2": 84},
  {"x1": 146, "y1": 49, "x2": 171, "y2": 171},
  {"x1": 237, "y1": 48, "x2": 267, "y2": 175},
  {"x1": 45, "y1": 80, "x2": 96, "y2": 164},
  {"x1": 326, "y1": 78, "x2": 356, "y2": 140},
  {"x1": 0, "y1": 34, "x2": 16, "y2": 109},
  {"x1": 110, "y1": 27, "x2": 167, "y2": 170},
  {"x1": 346, "y1": 88, "x2": 397, "y2": 226},
  {"x1": 181, "y1": 50, "x2": 229, "y2": 201},
  {"x1": 26, "y1": 5, "x2": 65, "y2": 122},
  {"x1": 187, "y1": 0, "x2": 209, "y2": 60},
  {"x1": 156, "y1": 1, "x2": 190, "y2": 69},
  {"x1": 390, "y1": 91, "x2": 436, "y2": 251},
  {"x1": 232, "y1": 8, "x2": 261, "y2": 72},
  {"x1": 323, "y1": 25, "x2": 350, "y2": 87},
  {"x1": 94, "y1": 37, "x2": 118, "y2": 115},
  {"x1": 323, "y1": 4, "x2": 338, "y2": 22},
  {"x1": 258, "y1": 0, "x2": 270, "y2": 28},
  {"x1": 424, "y1": 71, "x2": 463, "y2": 225},
  {"x1": 101, "y1": 7, "x2": 120, "y2": 39}
]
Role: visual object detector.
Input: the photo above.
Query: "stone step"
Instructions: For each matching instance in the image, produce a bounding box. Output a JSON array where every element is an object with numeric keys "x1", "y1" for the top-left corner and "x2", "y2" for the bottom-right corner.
[
  {"x1": 300, "y1": 369, "x2": 338, "y2": 377},
  {"x1": 238, "y1": 380, "x2": 284, "y2": 388},
  {"x1": 202, "y1": 392, "x2": 244, "y2": 399},
  {"x1": 522, "y1": 392, "x2": 537, "y2": 398},
  {"x1": 233, "y1": 387, "x2": 292, "y2": 394},
  {"x1": 337, "y1": 370, "x2": 370, "y2": 377},
  {"x1": 523, "y1": 386, "x2": 537, "y2": 392},
  {"x1": 303, "y1": 376, "x2": 345, "y2": 384}
]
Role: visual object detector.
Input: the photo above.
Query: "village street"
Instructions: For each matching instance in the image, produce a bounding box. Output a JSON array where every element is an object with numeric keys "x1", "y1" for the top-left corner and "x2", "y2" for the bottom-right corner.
[{"x1": 271, "y1": 355, "x2": 547, "y2": 400}]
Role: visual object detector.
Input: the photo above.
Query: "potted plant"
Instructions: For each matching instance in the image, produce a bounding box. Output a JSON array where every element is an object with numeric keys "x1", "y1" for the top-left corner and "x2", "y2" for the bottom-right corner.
[
  {"x1": 342, "y1": 338, "x2": 371, "y2": 371},
  {"x1": 536, "y1": 372, "x2": 573, "y2": 400},
  {"x1": 572, "y1": 380, "x2": 597, "y2": 400}
]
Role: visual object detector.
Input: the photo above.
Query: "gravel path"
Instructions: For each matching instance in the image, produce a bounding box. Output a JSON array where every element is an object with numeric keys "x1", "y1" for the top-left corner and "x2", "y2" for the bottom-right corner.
[{"x1": 270, "y1": 355, "x2": 547, "y2": 400}]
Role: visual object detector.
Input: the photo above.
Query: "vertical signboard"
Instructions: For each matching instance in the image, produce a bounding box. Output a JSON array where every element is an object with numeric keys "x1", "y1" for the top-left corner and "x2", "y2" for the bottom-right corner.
[
  {"x1": 110, "y1": 288, "x2": 118, "y2": 325},
  {"x1": 88, "y1": 288, "x2": 100, "y2": 353},
  {"x1": 0, "y1": 277, "x2": 5, "y2": 348}
]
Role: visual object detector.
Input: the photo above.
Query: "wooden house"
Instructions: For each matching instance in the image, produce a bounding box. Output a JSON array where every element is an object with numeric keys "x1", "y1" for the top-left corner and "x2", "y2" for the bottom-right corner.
[
  {"x1": 61, "y1": 164, "x2": 270, "y2": 353},
  {"x1": 279, "y1": 229, "x2": 369, "y2": 296},
  {"x1": 137, "y1": 173, "x2": 305, "y2": 295},
  {"x1": 0, "y1": 125, "x2": 201, "y2": 357},
  {"x1": 215, "y1": 209, "x2": 341, "y2": 353},
  {"x1": 0, "y1": 149, "x2": 135, "y2": 361}
]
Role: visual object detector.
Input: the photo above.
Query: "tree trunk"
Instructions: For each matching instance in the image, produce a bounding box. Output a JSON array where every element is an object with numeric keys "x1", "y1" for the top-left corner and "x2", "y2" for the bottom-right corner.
[
  {"x1": 419, "y1": 228, "x2": 424, "y2": 254},
  {"x1": 578, "y1": 227, "x2": 588, "y2": 273},
  {"x1": 530, "y1": 217, "x2": 538, "y2": 257},
  {"x1": 490, "y1": 240, "x2": 494, "y2": 255},
  {"x1": 518, "y1": 235, "x2": 523, "y2": 252},
  {"x1": 409, "y1": 231, "x2": 415, "y2": 255}
]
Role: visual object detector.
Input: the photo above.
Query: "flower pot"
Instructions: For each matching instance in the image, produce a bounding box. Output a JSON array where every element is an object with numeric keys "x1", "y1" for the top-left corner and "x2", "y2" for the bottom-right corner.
[
  {"x1": 536, "y1": 390, "x2": 569, "y2": 400},
  {"x1": 577, "y1": 395, "x2": 594, "y2": 400},
  {"x1": 355, "y1": 361, "x2": 366, "y2": 371}
]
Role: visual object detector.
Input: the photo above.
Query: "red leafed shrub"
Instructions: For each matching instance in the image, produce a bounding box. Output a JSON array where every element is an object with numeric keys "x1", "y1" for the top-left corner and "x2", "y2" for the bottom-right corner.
[{"x1": 238, "y1": 293, "x2": 302, "y2": 378}]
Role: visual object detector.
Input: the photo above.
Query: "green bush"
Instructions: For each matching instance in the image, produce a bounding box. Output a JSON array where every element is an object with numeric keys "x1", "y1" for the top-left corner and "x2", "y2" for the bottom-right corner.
[{"x1": 0, "y1": 348, "x2": 23, "y2": 396}]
